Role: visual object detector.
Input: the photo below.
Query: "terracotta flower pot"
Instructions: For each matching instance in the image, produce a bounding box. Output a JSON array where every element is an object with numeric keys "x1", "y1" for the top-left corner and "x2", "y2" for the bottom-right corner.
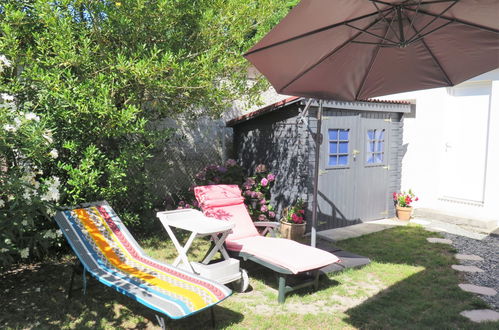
[
  {"x1": 396, "y1": 206, "x2": 413, "y2": 221},
  {"x1": 280, "y1": 220, "x2": 306, "y2": 240}
]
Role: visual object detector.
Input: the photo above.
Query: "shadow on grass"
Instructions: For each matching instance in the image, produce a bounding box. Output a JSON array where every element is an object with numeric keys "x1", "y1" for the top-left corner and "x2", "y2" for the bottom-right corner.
[
  {"x1": 335, "y1": 226, "x2": 497, "y2": 329},
  {"x1": 0, "y1": 259, "x2": 242, "y2": 329}
]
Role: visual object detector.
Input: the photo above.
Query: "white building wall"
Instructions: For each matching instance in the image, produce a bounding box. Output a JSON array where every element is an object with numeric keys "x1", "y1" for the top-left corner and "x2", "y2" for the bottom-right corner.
[{"x1": 379, "y1": 69, "x2": 499, "y2": 227}]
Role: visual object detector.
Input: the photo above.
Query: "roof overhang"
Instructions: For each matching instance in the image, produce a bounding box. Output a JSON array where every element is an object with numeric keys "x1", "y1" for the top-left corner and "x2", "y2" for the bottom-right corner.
[{"x1": 227, "y1": 97, "x2": 412, "y2": 127}]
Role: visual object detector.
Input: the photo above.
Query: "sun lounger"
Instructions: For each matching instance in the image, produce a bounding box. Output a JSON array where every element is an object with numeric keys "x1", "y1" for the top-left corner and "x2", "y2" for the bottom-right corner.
[
  {"x1": 194, "y1": 185, "x2": 340, "y2": 303},
  {"x1": 54, "y1": 201, "x2": 231, "y2": 327}
]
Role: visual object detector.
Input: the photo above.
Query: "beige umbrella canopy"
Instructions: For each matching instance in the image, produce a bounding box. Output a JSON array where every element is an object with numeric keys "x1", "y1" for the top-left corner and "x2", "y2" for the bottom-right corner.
[{"x1": 245, "y1": 0, "x2": 499, "y2": 101}]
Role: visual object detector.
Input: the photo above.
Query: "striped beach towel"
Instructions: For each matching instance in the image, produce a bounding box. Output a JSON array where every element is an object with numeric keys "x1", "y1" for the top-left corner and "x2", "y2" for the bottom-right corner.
[{"x1": 54, "y1": 202, "x2": 231, "y2": 319}]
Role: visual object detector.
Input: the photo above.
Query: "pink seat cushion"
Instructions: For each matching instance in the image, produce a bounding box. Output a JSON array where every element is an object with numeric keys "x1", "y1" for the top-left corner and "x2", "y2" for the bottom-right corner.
[
  {"x1": 226, "y1": 236, "x2": 340, "y2": 274},
  {"x1": 194, "y1": 185, "x2": 259, "y2": 241}
]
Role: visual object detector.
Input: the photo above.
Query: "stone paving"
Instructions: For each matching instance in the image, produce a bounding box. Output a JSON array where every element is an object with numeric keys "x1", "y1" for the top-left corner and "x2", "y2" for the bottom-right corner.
[
  {"x1": 426, "y1": 237, "x2": 453, "y2": 244},
  {"x1": 451, "y1": 265, "x2": 485, "y2": 273},
  {"x1": 460, "y1": 310, "x2": 499, "y2": 323},
  {"x1": 458, "y1": 284, "x2": 497, "y2": 296},
  {"x1": 455, "y1": 254, "x2": 484, "y2": 261}
]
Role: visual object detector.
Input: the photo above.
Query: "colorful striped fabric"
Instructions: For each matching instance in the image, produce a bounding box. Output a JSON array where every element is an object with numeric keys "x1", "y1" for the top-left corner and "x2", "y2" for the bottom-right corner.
[{"x1": 54, "y1": 202, "x2": 231, "y2": 319}]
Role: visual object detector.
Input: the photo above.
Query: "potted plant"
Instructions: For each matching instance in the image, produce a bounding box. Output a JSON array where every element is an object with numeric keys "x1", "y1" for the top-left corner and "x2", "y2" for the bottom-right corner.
[
  {"x1": 393, "y1": 190, "x2": 418, "y2": 221},
  {"x1": 280, "y1": 199, "x2": 306, "y2": 240}
]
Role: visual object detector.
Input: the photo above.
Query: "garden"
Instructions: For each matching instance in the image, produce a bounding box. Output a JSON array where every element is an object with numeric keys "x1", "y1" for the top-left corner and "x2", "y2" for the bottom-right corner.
[
  {"x1": 1, "y1": 225, "x2": 496, "y2": 329},
  {"x1": 1, "y1": 1, "x2": 498, "y2": 329}
]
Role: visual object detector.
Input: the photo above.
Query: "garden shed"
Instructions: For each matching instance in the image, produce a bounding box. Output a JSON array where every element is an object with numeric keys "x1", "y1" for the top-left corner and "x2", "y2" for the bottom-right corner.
[{"x1": 227, "y1": 97, "x2": 412, "y2": 230}]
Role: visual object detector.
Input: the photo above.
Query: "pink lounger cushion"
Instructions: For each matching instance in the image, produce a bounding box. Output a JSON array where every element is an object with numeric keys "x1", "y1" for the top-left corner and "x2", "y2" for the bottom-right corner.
[
  {"x1": 226, "y1": 236, "x2": 339, "y2": 274},
  {"x1": 194, "y1": 184, "x2": 340, "y2": 274},
  {"x1": 195, "y1": 185, "x2": 260, "y2": 241}
]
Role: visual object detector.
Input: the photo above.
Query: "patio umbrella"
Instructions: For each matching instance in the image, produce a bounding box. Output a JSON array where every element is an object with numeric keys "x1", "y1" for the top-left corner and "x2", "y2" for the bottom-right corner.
[
  {"x1": 243, "y1": 0, "x2": 499, "y2": 247},
  {"x1": 244, "y1": 0, "x2": 499, "y2": 101}
]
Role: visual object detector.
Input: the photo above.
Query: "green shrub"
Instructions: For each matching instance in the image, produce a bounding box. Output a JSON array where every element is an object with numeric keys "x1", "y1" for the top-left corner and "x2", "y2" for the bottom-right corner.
[
  {"x1": 0, "y1": 0, "x2": 297, "y2": 267},
  {"x1": 0, "y1": 88, "x2": 63, "y2": 266}
]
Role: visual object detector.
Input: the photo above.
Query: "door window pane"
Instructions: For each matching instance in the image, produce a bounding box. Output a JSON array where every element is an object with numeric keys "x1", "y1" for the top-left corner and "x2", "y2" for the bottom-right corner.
[
  {"x1": 328, "y1": 129, "x2": 349, "y2": 167},
  {"x1": 339, "y1": 129, "x2": 349, "y2": 140},
  {"x1": 366, "y1": 129, "x2": 385, "y2": 164},
  {"x1": 339, "y1": 142, "x2": 348, "y2": 153},
  {"x1": 329, "y1": 142, "x2": 338, "y2": 153},
  {"x1": 338, "y1": 155, "x2": 348, "y2": 165}
]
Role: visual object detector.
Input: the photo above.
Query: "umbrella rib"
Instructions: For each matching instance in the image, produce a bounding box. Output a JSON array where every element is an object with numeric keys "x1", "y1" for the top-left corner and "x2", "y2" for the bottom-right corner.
[
  {"x1": 350, "y1": 41, "x2": 398, "y2": 47},
  {"x1": 278, "y1": 12, "x2": 393, "y2": 93},
  {"x1": 345, "y1": 23, "x2": 398, "y2": 46},
  {"x1": 370, "y1": 1, "x2": 458, "y2": 7},
  {"x1": 404, "y1": 0, "x2": 459, "y2": 41},
  {"x1": 370, "y1": 1, "x2": 401, "y2": 42},
  {"x1": 244, "y1": 9, "x2": 391, "y2": 57},
  {"x1": 409, "y1": 0, "x2": 458, "y2": 4},
  {"x1": 403, "y1": 12, "x2": 454, "y2": 85},
  {"x1": 406, "y1": 20, "x2": 454, "y2": 44},
  {"x1": 405, "y1": 7, "x2": 499, "y2": 34},
  {"x1": 407, "y1": 0, "x2": 423, "y2": 33},
  {"x1": 355, "y1": 13, "x2": 396, "y2": 100},
  {"x1": 369, "y1": 0, "x2": 395, "y2": 5}
]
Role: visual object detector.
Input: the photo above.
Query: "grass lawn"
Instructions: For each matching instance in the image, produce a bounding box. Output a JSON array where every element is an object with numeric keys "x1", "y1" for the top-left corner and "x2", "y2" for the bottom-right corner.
[{"x1": 0, "y1": 225, "x2": 497, "y2": 329}]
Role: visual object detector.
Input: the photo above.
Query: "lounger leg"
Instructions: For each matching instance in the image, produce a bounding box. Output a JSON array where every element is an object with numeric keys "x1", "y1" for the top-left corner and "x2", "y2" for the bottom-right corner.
[
  {"x1": 210, "y1": 307, "x2": 216, "y2": 328},
  {"x1": 82, "y1": 267, "x2": 87, "y2": 295},
  {"x1": 67, "y1": 265, "x2": 77, "y2": 300},
  {"x1": 67, "y1": 261, "x2": 83, "y2": 300},
  {"x1": 155, "y1": 314, "x2": 166, "y2": 330},
  {"x1": 278, "y1": 275, "x2": 287, "y2": 304},
  {"x1": 313, "y1": 270, "x2": 320, "y2": 291}
]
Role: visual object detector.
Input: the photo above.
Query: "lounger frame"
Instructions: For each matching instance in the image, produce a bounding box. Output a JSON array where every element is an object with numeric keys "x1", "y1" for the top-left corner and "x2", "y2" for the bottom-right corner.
[{"x1": 54, "y1": 201, "x2": 231, "y2": 327}]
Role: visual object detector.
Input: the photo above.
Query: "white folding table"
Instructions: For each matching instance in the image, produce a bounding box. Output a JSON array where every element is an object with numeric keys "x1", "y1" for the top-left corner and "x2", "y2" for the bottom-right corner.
[{"x1": 156, "y1": 209, "x2": 248, "y2": 290}]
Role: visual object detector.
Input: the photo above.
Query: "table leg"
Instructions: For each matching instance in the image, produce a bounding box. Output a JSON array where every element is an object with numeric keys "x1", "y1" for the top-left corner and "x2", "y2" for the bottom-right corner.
[
  {"x1": 162, "y1": 224, "x2": 197, "y2": 272},
  {"x1": 202, "y1": 231, "x2": 231, "y2": 264}
]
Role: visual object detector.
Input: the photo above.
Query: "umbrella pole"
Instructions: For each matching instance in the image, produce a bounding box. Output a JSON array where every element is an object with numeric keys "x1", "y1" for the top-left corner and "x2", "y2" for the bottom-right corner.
[{"x1": 311, "y1": 99, "x2": 323, "y2": 247}]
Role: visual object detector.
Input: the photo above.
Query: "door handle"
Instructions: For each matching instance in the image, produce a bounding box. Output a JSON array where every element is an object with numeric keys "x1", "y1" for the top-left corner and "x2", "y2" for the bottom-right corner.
[{"x1": 352, "y1": 149, "x2": 360, "y2": 160}]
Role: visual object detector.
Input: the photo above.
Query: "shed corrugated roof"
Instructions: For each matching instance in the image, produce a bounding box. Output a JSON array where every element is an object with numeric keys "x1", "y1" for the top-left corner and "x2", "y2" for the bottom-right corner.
[{"x1": 226, "y1": 97, "x2": 411, "y2": 127}]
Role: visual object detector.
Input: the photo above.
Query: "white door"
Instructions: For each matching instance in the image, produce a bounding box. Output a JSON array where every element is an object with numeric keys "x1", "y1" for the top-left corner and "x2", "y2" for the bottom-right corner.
[{"x1": 439, "y1": 82, "x2": 491, "y2": 203}]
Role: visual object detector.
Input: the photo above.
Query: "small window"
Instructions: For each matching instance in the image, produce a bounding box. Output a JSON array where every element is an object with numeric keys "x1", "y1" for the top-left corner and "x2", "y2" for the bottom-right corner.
[
  {"x1": 328, "y1": 129, "x2": 349, "y2": 166},
  {"x1": 366, "y1": 129, "x2": 385, "y2": 164}
]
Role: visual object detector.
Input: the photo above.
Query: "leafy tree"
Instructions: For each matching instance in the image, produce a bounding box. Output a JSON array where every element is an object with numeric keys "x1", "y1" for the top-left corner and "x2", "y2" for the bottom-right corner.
[{"x1": 0, "y1": 0, "x2": 297, "y2": 266}]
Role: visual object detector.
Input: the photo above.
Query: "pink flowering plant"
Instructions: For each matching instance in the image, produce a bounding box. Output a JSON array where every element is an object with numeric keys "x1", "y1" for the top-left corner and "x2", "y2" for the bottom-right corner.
[
  {"x1": 194, "y1": 158, "x2": 244, "y2": 186},
  {"x1": 173, "y1": 159, "x2": 244, "y2": 210},
  {"x1": 172, "y1": 161, "x2": 277, "y2": 223},
  {"x1": 282, "y1": 199, "x2": 306, "y2": 224},
  {"x1": 393, "y1": 189, "x2": 418, "y2": 207},
  {"x1": 241, "y1": 164, "x2": 276, "y2": 221}
]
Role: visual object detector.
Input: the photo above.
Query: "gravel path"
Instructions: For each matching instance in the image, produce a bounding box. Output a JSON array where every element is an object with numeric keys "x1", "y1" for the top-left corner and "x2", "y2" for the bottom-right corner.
[{"x1": 442, "y1": 231, "x2": 499, "y2": 310}]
